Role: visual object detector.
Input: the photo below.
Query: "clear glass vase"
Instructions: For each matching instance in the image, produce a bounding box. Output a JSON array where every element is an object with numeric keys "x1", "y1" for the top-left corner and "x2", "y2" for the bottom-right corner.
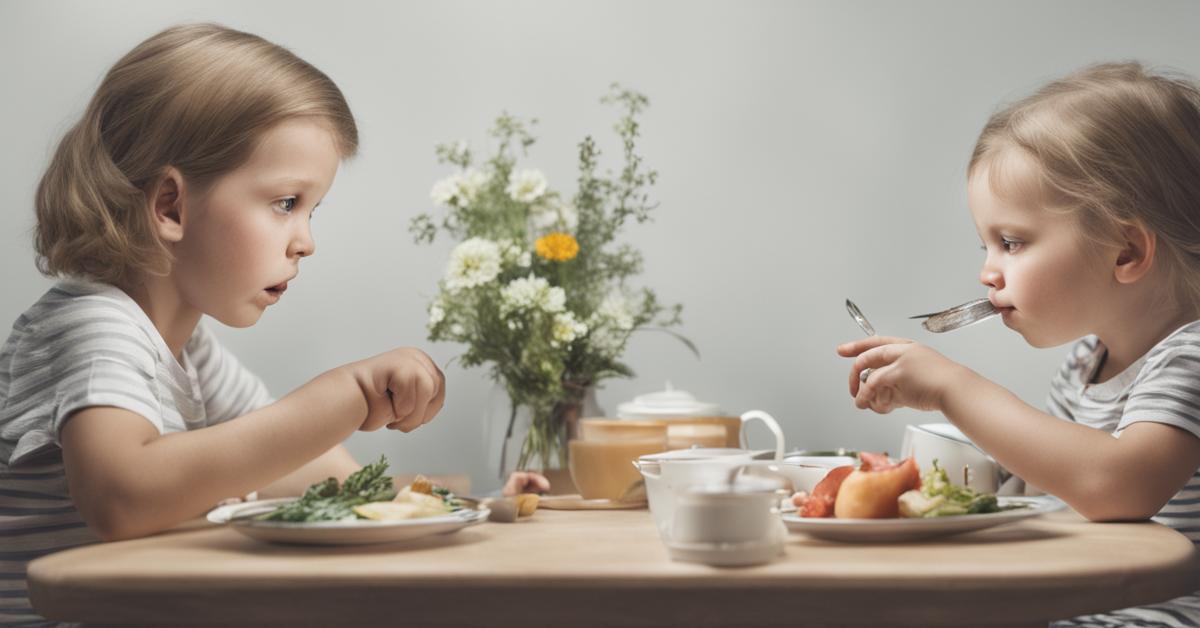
[{"x1": 483, "y1": 385, "x2": 603, "y2": 494}]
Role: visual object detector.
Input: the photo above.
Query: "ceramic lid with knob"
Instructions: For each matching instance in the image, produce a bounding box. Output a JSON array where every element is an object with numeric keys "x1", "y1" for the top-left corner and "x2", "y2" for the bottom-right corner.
[
  {"x1": 637, "y1": 448, "x2": 762, "y2": 463},
  {"x1": 616, "y1": 383, "x2": 721, "y2": 420}
]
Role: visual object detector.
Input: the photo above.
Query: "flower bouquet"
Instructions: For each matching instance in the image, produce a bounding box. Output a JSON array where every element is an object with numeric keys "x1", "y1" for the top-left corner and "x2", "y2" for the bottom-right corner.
[{"x1": 410, "y1": 85, "x2": 693, "y2": 475}]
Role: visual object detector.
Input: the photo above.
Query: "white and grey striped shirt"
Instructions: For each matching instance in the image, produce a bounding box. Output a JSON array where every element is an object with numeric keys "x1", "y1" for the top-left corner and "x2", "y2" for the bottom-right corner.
[
  {"x1": 1047, "y1": 321, "x2": 1200, "y2": 627},
  {"x1": 0, "y1": 279, "x2": 272, "y2": 626}
]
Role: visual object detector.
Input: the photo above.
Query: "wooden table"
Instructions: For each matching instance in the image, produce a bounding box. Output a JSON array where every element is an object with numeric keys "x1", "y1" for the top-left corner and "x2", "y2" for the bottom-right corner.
[{"x1": 28, "y1": 508, "x2": 1200, "y2": 627}]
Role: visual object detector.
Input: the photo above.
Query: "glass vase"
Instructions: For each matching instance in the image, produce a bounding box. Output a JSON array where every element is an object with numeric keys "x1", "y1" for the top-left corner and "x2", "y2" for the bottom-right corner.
[{"x1": 484, "y1": 385, "x2": 603, "y2": 494}]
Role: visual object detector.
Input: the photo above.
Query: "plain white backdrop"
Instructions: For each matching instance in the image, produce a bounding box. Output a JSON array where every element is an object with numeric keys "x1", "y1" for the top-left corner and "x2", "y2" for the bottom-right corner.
[{"x1": 3, "y1": 1, "x2": 1199, "y2": 492}]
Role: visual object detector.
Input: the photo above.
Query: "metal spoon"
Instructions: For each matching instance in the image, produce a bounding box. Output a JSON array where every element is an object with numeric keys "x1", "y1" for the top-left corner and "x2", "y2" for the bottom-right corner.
[
  {"x1": 845, "y1": 299, "x2": 876, "y2": 382},
  {"x1": 909, "y1": 298, "x2": 999, "y2": 333}
]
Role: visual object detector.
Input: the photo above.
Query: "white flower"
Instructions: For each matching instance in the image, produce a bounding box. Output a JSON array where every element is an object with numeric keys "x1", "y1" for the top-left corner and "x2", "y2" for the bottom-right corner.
[
  {"x1": 597, "y1": 293, "x2": 635, "y2": 330},
  {"x1": 430, "y1": 176, "x2": 458, "y2": 206},
  {"x1": 506, "y1": 169, "x2": 548, "y2": 203},
  {"x1": 430, "y1": 169, "x2": 490, "y2": 207},
  {"x1": 498, "y1": 240, "x2": 534, "y2": 269},
  {"x1": 459, "y1": 169, "x2": 489, "y2": 204},
  {"x1": 544, "y1": 286, "x2": 566, "y2": 313},
  {"x1": 500, "y1": 275, "x2": 566, "y2": 317},
  {"x1": 586, "y1": 293, "x2": 635, "y2": 356},
  {"x1": 445, "y1": 237, "x2": 502, "y2": 292},
  {"x1": 530, "y1": 197, "x2": 579, "y2": 231},
  {"x1": 551, "y1": 311, "x2": 588, "y2": 347},
  {"x1": 428, "y1": 303, "x2": 446, "y2": 327}
]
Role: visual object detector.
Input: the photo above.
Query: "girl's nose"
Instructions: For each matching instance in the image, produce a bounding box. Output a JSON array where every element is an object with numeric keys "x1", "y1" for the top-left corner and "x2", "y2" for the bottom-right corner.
[
  {"x1": 289, "y1": 222, "x2": 316, "y2": 259},
  {"x1": 979, "y1": 264, "x2": 1004, "y2": 289}
]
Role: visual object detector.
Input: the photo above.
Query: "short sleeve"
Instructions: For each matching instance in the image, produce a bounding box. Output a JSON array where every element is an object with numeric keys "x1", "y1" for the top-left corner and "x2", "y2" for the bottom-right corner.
[
  {"x1": 186, "y1": 324, "x2": 273, "y2": 426},
  {"x1": 7, "y1": 324, "x2": 164, "y2": 467},
  {"x1": 1119, "y1": 348, "x2": 1200, "y2": 440},
  {"x1": 54, "y1": 356, "x2": 164, "y2": 436}
]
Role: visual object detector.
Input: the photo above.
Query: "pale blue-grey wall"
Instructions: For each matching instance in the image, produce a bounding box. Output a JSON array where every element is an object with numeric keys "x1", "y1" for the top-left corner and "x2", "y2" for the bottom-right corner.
[{"x1": 3, "y1": 0, "x2": 1199, "y2": 492}]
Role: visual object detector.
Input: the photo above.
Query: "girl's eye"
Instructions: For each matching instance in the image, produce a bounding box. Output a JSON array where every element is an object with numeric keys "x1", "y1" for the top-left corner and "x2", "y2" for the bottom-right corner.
[
  {"x1": 1001, "y1": 237, "x2": 1023, "y2": 253},
  {"x1": 274, "y1": 197, "x2": 297, "y2": 213}
]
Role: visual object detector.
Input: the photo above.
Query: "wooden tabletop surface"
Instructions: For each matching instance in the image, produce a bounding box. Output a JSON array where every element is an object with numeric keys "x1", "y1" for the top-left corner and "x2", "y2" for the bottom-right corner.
[{"x1": 28, "y1": 507, "x2": 1200, "y2": 627}]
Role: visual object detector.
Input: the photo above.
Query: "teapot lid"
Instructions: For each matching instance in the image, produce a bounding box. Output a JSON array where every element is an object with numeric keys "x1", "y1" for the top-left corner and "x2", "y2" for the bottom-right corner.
[
  {"x1": 616, "y1": 382, "x2": 721, "y2": 419},
  {"x1": 638, "y1": 447, "x2": 756, "y2": 462}
]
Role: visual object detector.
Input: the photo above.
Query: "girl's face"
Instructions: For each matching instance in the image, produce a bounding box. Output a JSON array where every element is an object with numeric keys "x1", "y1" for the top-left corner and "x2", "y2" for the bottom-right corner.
[
  {"x1": 172, "y1": 118, "x2": 341, "y2": 327},
  {"x1": 968, "y1": 154, "x2": 1118, "y2": 348}
]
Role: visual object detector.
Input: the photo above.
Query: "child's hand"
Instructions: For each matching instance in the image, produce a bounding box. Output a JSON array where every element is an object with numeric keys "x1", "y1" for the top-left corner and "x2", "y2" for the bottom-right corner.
[
  {"x1": 837, "y1": 336, "x2": 966, "y2": 413},
  {"x1": 345, "y1": 348, "x2": 446, "y2": 433},
  {"x1": 502, "y1": 471, "x2": 550, "y2": 496}
]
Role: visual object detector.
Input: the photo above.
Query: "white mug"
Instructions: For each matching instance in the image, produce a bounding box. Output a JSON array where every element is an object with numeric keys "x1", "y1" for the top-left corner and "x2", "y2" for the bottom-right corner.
[
  {"x1": 900, "y1": 423, "x2": 1002, "y2": 494},
  {"x1": 670, "y1": 483, "x2": 785, "y2": 545}
]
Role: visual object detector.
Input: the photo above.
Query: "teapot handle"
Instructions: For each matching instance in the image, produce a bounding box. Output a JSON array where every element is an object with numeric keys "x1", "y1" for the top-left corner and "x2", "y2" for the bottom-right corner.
[{"x1": 740, "y1": 410, "x2": 785, "y2": 461}]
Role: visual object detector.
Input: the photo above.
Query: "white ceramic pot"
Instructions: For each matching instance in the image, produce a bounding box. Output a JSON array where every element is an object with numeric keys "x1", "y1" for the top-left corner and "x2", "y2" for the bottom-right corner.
[
  {"x1": 636, "y1": 452, "x2": 812, "y2": 542},
  {"x1": 900, "y1": 423, "x2": 1004, "y2": 493}
]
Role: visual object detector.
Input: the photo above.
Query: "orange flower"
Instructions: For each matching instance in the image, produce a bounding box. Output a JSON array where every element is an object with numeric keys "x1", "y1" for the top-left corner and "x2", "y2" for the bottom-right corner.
[{"x1": 535, "y1": 232, "x2": 579, "y2": 262}]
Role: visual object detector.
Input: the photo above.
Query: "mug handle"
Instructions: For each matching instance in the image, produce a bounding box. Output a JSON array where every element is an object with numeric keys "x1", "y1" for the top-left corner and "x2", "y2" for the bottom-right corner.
[{"x1": 739, "y1": 410, "x2": 785, "y2": 461}]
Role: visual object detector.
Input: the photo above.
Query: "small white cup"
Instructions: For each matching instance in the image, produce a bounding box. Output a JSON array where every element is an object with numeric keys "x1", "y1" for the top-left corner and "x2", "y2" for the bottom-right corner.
[{"x1": 667, "y1": 477, "x2": 786, "y2": 566}]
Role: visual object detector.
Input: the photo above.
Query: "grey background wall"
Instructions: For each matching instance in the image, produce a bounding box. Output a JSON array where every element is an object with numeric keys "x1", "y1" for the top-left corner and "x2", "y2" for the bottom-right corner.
[{"x1": 3, "y1": 0, "x2": 1199, "y2": 493}]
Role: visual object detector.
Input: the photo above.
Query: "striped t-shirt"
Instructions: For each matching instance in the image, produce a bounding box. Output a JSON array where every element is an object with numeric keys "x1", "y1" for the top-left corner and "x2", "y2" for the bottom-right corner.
[
  {"x1": 1047, "y1": 321, "x2": 1200, "y2": 627},
  {"x1": 0, "y1": 279, "x2": 272, "y2": 626}
]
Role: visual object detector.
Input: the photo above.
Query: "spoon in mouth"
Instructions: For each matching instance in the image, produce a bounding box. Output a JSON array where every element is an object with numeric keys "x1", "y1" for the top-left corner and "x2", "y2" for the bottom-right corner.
[{"x1": 909, "y1": 298, "x2": 999, "y2": 333}]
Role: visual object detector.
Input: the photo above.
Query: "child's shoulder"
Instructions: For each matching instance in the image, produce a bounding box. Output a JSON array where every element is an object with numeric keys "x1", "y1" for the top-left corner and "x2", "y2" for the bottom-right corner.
[
  {"x1": 7, "y1": 279, "x2": 160, "y2": 369},
  {"x1": 1142, "y1": 320, "x2": 1200, "y2": 368}
]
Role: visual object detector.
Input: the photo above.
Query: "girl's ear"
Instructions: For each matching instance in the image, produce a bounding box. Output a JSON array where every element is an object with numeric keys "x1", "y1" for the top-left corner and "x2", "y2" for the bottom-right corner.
[
  {"x1": 1114, "y1": 221, "x2": 1156, "y2": 284},
  {"x1": 149, "y1": 167, "x2": 186, "y2": 243}
]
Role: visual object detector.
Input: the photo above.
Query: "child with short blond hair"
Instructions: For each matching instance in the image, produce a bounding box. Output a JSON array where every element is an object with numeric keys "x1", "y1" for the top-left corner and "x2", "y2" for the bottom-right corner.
[
  {"x1": 0, "y1": 23, "x2": 449, "y2": 626},
  {"x1": 840, "y1": 62, "x2": 1200, "y2": 625}
]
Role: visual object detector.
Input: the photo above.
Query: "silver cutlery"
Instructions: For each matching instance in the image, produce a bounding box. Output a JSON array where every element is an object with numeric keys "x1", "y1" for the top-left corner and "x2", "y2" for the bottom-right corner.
[
  {"x1": 909, "y1": 298, "x2": 999, "y2": 333},
  {"x1": 845, "y1": 299, "x2": 876, "y2": 383}
]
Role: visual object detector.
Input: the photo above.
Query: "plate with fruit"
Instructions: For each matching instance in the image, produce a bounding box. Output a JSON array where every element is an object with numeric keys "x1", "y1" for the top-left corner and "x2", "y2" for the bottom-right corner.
[{"x1": 781, "y1": 453, "x2": 1063, "y2": 542}]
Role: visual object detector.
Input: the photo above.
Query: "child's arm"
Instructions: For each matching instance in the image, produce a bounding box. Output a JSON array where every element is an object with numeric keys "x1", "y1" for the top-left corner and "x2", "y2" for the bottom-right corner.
[
  {"x1": 255, "y1": 443, "x2": 362, "y2": 499},
  {"x1": 839, "y1": 336, "x2": 1200, "y2": 521},
  {"x1": 60, "y1": 347, "x2": 444, "y2": 540}
]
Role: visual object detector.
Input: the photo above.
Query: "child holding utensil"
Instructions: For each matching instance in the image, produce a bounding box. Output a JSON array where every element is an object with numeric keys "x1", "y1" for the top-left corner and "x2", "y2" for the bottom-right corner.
[
  {"x1": 839, "y1": 62, "x2": 1200, "y2": 626},
  {"x1": 0, "y1": 23, "x2": 539, "y2": 627}
]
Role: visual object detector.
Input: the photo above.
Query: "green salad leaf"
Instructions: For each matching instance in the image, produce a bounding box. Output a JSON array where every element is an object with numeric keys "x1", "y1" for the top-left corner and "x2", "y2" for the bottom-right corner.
[
  {"x1": 257, "y1": 455, "x2": 398, "y2": 523},
  {"x1": 898, "y1": 460, "x2": 1005, "y2": 518}
]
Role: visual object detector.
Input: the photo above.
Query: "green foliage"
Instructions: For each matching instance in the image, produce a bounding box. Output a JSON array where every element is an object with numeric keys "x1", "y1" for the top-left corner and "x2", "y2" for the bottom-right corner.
[
  {"x1": 409, "y1": 85, "x2": 693, "y2": 471},
  {"x1": 257, "y1": 456, "x2": 398, "y2": 522}
]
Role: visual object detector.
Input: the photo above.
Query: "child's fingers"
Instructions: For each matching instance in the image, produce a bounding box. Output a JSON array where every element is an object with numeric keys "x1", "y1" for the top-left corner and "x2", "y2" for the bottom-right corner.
[
  {"x1": 421, "y1": 369, "x2": 446, "y2": 426},
  {"x1": 396, "y1": 369, "x2": 436, "y2": 433},
  {"x1": 362, "y1": 389, "x2": 396, "y2": 431},
  {"x1": 854, "y1": 343, "x2": 903, "y2": 374},
  {"x1": 502, "y1": 472, "x2": 551, "y2": 496},
  {"x1": 524, "y1": 472, "x2": 550, "y2": 493},
  {"x1": 855, "y1": 363, "x2": 897, "y2": 414},
  {"x1": 847, "y1": 343, "x2": 900, "y2": 396},
  {"x1": 388, "y1": 374, "x2": 419, "y2": 432},
  {"x1": 836, "y1": 336, "x2": 913, "y2": 357}
]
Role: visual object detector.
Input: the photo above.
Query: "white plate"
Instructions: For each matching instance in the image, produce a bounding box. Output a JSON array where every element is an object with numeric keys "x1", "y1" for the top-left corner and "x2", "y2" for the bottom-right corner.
[
  {"x1": 781, "y1": 496, "x2": 1063, "y2": 542},
  {"x1": 206, "y1": 497, "x2": 490, "y2": 546}
]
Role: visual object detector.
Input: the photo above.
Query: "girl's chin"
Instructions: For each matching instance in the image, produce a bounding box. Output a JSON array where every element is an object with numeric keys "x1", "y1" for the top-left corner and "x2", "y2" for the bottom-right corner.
[{"x1": 209, "y1": 307, "x2": 264, "y2": 329}]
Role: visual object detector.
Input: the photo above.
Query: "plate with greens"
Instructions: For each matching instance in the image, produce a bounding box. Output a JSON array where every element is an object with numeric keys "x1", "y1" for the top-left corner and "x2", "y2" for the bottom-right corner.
[{"x1": 206, "y1": 457, "x2": 489, "y2": 546}]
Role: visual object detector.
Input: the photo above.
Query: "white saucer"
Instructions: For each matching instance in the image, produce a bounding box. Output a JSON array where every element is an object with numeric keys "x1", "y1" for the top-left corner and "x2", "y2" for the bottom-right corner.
[{"x1": 664, "y1": 537, "x2": 784, "y2": 566}]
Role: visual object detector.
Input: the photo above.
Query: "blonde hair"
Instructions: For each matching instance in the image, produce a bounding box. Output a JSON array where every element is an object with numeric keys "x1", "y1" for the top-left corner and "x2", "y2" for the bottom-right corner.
[
  {"x1": 969, "y1": 62, "x2": 1200, "y2": 313},
  {"x1": 35, "y1": 23, "x2": 358, "y2": 287}
]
